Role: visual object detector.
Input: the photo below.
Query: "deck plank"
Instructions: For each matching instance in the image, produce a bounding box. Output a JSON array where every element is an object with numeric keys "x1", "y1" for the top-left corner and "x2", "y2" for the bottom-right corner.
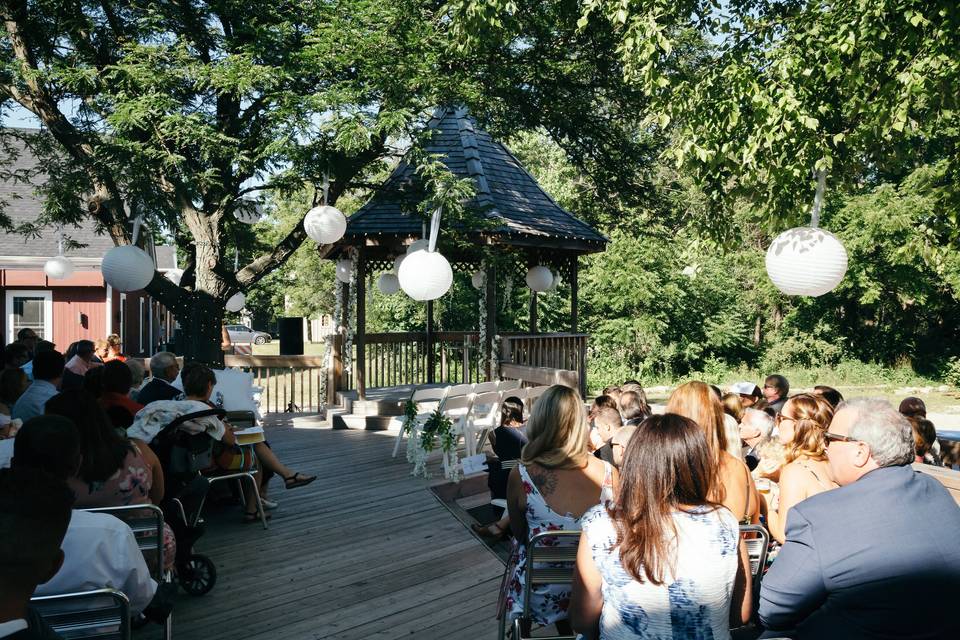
[{"x1": 143, "y1": 418, "x2": 501, "y2": 640}]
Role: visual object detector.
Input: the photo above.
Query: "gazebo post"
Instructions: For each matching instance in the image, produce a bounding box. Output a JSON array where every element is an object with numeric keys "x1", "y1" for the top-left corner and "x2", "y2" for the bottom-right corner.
[
  {"x1": 355, "y1": 250, "x2": 367, "y2": 400},
  {"x1": 484, "y1": 261, "x2": 497, "y2": 380},
  {"x1": 529, "y1": 291, "x2": 538, "y2": 334},
  {"x1": 426, "y1": 300, "x2": 435, "y2": 383},
  {"x1": 570, "y1": 257, "x2": 579, "y2": 333}
]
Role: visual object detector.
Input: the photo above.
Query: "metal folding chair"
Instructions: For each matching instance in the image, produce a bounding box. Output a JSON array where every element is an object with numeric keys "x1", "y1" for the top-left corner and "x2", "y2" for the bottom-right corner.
[
  {"x1": 31, "y1": 588, "x2": 131, "y2": 640},
  {"x1": 739, "y1": 524, "x2": 770, "y2": 612},
  {"x1": 503, "y1": 530, "x2": 581, "y2": 640}
]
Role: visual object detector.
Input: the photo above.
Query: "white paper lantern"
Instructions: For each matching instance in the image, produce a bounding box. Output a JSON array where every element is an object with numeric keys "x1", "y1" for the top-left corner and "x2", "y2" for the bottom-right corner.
[
  {"x1": 44, "y1": 256, "x2": 74, "y2": 280},
  {"x1": 406, "y1": 239, "x2": 429, "y2": 254},
  {"x1": 378, "y1": 272, "x2": 400, "y2": 295},
  {"x1": 398, "y1": 250, "x2": 453, "y2": 301},
  {"x1": 547, "y1": 271, "x2": 561, "y2": 291},
  {"x1": 471, "y1": 271, "x2": 485, "y2": 289},
  {"x1": 393, "y1": 254, "x2": 406, "y2": 273},
  {"x1": 765, "y1": 226, "x2": 848, "y2": 297},
  {"x1": 335, "y1": 258, "x2": 353, "y2": 284},
  {"x1": 304, "y1": 205, "x2": 347, "y2": 245},
  {"x1": 525, "y1": 265, "x2": 554, "y2": 292},
  {"x1": 165, "y1": 268, "x2": 184, "y2": 286},
  {"x1": 234, "y1": 201, "x2": 263, "y2": 224},
  {"x1": 225, "y1": 292, "x2": 246, "y2": 312},
  {"x1": 101, "y1": 245, "x2": 155, "y2": 292}
]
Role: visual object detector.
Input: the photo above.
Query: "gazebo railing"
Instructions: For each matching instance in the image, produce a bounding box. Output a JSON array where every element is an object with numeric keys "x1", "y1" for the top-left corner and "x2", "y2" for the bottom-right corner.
[
  {"x1": 224, "y1": 354, "x2": 327, "y2": 413},
  {"x1": 500, "y1": 333, "x2": 589, "y2": 396},
  {"x1": 346, "y1": 331, "x2": 485, "y2": 389}
]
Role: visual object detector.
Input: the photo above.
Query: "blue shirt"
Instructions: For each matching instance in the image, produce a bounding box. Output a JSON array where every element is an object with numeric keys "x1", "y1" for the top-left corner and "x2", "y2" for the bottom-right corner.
[{"x1": 12, "y1": 380, "x2": 58, "y2": 422}]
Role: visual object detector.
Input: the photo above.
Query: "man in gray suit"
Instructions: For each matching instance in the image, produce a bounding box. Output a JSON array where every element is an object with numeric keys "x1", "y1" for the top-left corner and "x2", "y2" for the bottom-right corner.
[{"x1": 758, "y1": 398, "x2": 960, "y2": 639}]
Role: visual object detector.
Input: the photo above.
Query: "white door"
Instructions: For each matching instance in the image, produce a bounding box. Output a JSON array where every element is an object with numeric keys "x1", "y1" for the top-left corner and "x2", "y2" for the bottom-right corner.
[{"x1": 5, "y1": 290, "x2": 53, "y2": 344}]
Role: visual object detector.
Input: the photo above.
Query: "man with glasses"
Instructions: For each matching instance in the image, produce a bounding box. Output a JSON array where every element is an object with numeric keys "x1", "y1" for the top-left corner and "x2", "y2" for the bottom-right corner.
[
  {"x1": 762, "y1": 374, "x2": 789, "y2": 414},
  {"x1": 136, "y1": 351, "x2": 182, "y2": 406},
  {"x1": 758, "y1": 398, "x2": 960, "y2": 639}
]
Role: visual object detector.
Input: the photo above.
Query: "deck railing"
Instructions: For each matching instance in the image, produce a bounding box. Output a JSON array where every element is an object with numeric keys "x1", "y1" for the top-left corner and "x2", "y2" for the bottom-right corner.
[
  {"x1": 347, "y1": 331, "x2": 485, "y2": 390},
  {"x1": 500, "y1": 333, "x2": 588, "y2": 396},
  {"x1": 223, "y1": 355, "x2": 327, "y2": 413}
]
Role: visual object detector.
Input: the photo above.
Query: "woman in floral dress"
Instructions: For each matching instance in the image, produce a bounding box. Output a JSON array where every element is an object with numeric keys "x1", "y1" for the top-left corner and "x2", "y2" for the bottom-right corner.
[{"x1": 505, "y1": 385, "x2": 617, "y2": 635}]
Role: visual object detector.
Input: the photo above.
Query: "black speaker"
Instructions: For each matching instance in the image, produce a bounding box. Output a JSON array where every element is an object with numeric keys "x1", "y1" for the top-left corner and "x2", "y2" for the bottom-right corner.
[{"x1": 278, "y1": 317, "x2": 304, "y2": 356}]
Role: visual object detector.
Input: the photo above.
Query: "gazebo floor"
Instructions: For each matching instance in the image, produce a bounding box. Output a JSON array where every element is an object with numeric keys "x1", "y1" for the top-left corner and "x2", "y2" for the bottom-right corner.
[{"x1": 135, "y1": 414, "x2": 504, "y2": 640}]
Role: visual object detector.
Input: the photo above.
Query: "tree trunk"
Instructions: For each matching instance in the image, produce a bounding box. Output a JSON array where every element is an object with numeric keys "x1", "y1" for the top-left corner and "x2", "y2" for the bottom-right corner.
[{"x1": 180, "y1": 292, "x2": 226, "y2": 367}]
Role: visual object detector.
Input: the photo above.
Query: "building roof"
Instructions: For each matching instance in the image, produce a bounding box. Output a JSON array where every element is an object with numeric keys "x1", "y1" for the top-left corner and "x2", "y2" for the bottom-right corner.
[{"x1": 345, "y1": 107, "x2": 606, "y2": 254}]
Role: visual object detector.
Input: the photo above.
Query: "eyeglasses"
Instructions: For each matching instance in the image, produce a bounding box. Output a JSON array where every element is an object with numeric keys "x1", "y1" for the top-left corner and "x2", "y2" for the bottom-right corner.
[
  {"x1": 824, "y1": 432, "x2": 859, "y2": 444},
  {"x1": 775, "y1": 414, "x2": 796, "y2": 424}
]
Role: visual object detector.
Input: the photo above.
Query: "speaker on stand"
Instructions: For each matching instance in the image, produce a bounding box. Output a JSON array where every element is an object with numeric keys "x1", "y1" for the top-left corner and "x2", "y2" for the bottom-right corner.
[{"x1": 278, "y1": 317, "x2": 304, "y2": 412}]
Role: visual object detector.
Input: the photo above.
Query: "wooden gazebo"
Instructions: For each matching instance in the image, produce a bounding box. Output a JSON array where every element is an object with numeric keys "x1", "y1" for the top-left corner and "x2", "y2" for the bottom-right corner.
[{"x1": 328, "y1": 107, "x2": 606, "y2": 401}]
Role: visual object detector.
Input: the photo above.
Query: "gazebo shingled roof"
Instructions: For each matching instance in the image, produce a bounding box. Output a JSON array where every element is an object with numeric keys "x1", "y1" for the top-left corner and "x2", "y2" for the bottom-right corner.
[{"x1": 343, "y1": 106, "x2": 607, "y2": 253}]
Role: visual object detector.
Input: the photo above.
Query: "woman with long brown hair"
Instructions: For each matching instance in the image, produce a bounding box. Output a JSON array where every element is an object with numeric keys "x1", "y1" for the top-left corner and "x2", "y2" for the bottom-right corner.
[
  {"x1": 762, "y1": 393, "x2": 837, "y2": 544},
  {"x1": 571, "y1": 414, "x2": 752, "y2": 639},
  {"x1": 667, "y1": 381, "x2": 759, "y2": 523},
  {"x1": 505, "y1": 384, "x2": 616, "y2": 634}
]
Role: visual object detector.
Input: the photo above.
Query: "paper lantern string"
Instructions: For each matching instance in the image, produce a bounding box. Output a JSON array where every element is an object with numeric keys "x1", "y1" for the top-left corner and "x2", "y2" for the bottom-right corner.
[
  {"x1": 131, "y1": 215, "x2": 143, "y2": 245},
  {"x1": 56, "y1": 225, "x2": 64, "y2": 257},
  {"x1": 321, "y1": 172, "x2": 330, "y2": 205},
  {"x1": 428, "y1": 207, "x2": 442, "y2": 253},
  {"x1": 235, "y1": 247, "x2": 239, "y2": 272},
  {"x1": 810, "y1": 169, "x2": 827, "y2": 229}
]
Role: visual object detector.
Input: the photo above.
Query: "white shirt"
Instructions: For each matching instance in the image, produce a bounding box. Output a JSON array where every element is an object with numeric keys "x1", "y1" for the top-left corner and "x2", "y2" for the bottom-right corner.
[
  {"x1": 35, "y1": 510, "x2": 157, "y2": 615},
  {"x1": 0, "y1": 620, "x2": 27, "y2": 638}
]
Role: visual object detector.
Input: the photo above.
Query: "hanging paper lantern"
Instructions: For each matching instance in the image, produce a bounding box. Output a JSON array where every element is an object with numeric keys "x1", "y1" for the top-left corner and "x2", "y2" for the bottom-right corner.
[
  {"x1": 406, "y1": 239, "x2": 429, "y2": 254},
  {"x1": 101, "y1": 245, "x2": 155, "y2": 292},
  {"x1": 765, "y1": 227, "x2": 848, "y2": 297},
  {"x1": 44, "y1": 256, "x2": 74, "y2": 280},
  {"x1": 335, "y1": 258, "x2": 353, "y2": 284},
  {"x1": 547, "y1": 271, "x2": 561, "y2": 291},
  {"x1": 165, "y1": 268, "x2": 184, "y2": 286},
  {"x1": 393, "y1": 254, "x2": 406, "y2": 273},
  {"x1": 525, "y1": 265, "x2": 553, "y2": 292},
  {"x1": 304, "y1": 205, "x2": 347, "y2": 245},
  {"x1": 378, "y1": 273, "x2": 400, "y2": 295},
  {"x1": 398, "y1": 250, "x2": 453, "y2": 301},
  {"x1": 471, "y1": 271, "x2": 485, "y2": 289},
  {"x1": 225, "y1": 292, "x2": 246, "y2": 312},
  {"x1": 234, "y1": 200, "x2": 263, "y2": 224}
]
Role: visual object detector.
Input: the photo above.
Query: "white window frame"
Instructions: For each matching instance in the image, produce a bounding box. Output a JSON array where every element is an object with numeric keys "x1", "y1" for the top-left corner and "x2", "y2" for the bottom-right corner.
[{"x1": 5, "y1": 289, "x2": 53, "y2": 344}]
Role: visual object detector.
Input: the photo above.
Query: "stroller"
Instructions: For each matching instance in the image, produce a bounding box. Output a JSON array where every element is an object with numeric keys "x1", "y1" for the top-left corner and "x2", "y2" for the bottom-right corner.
[{"x1": 150, "y1": 407, "x2": 225, "y2": 596}]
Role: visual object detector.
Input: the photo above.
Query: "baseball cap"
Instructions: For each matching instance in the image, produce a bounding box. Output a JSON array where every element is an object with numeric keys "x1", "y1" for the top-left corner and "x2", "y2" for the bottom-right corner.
[{"x1": 731, "y1": 381, "x2": 761, "y2": 396}]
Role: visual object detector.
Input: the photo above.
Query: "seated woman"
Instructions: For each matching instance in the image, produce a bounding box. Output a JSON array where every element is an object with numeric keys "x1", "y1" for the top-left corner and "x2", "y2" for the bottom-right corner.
[
  {"x1": 761, "y1": 393, "x2": 838, "y2": 544},
  {"x1": 45, "y1": 389, "x2": 175, "y2": 572},
  {"x1": 0, "y1": 367, "x2": 29, "y2": 416},
  {"x1": 908, "y1": 416, "x2": 941, "y2": 466},
  {"x1": 571, "y1": 413, "x2": 752, "y2": 639},
  {"x1": 180, "y1": 363, "x2": 316, "y2": 522},
  {"x1": 505, "y1": 385, "x2": 617, "y2": 635},
  {"x1": 667, "y1": 381, "x2": 759, "y2": 524},
  {"x1": 98, "y1": 360, "x2": 145, "y2": 429},
  {"x1": 473, "y1": 396, "x2": 526, "y2": 539}
]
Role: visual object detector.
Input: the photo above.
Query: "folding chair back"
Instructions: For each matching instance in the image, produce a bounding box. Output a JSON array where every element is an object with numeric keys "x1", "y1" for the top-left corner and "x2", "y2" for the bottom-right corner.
[
  {"x1": 31, "y1": 588, "x2": 131, "y2": 640},
  {"x1": 472, "y1": 381, "x2": 499, "y2": 394},
  {"x1": 445, "y1": 383, "x2": 473, "y2": 399},
  {"x1": 466, "y1": 391, "x2": 502, "y2": 456},
  {"x1": 441, "y1": 393, "x2": 473, "y2": 420},
  {"x1": 524, "y1": 386, "x2": 551, "y2": 416},
  {"x1": 84, "y1": 505, "x2": 165, "y2": 581},
  {"x1": 508, "y1": 530, "x2": 581, "y2": 640},
  {"x1": 412, "y1": 386, "x2": 447, "y2": 411},
  {"x1": 739, "y1": 524, "x2": 769, "y2": 604},
  {"x1": 498, "y1": 379, "x2": 522, "y2": 391}
]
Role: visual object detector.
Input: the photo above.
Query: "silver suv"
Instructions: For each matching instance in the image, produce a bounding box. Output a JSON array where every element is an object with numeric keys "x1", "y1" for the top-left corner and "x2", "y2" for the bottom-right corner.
[{"x1": 226, "y1": 324, "x2": 272, "y2": 345}]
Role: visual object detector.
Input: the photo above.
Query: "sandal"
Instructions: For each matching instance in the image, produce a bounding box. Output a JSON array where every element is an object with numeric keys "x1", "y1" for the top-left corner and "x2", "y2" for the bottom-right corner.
[
  {"x1": 283, "y1": 472, "x2": 317, "y2": 490},
  {"x1": 242, "y1": 510, "x2": 272, "y2": 524},
  {"x1": 471, "y1": 522, "x2": 507, "y2": 540}
]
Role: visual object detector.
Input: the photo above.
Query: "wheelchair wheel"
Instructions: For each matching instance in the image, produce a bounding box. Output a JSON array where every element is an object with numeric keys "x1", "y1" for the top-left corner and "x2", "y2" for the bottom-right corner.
[{"x1": 179, "y1": 554, "x2": 216, "y2": 596}]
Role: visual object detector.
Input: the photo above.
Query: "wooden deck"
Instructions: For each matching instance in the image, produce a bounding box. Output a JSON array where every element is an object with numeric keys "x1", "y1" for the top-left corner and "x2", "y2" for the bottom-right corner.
[{"x1": 141, "y1": 415, "x2": 504, "y2": 640}]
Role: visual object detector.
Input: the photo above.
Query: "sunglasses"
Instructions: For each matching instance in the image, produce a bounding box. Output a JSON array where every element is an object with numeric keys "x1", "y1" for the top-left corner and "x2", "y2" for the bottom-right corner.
[{"x1": 824, "y1": 432, "x2": 859, "y2": 443}]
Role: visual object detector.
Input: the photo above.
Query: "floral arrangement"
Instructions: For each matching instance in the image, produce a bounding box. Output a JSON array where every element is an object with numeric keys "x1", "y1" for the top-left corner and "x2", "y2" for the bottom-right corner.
[{"x1": 408, "y1": 406, "x2": 461, "y2": 481}]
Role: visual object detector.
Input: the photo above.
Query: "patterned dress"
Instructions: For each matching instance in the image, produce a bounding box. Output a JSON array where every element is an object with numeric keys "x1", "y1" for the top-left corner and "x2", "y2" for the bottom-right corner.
[
  {"x1": 581, "y1": 504, "x2": 740, "y2": 640},
  {"x1": 506, "y1": 461, "x2": 615, "y2": 625}
]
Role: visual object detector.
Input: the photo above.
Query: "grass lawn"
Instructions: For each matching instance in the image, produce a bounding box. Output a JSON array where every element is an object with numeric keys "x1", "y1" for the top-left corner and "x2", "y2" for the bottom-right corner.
[{"x1": 251, "y1": 342, "x2": 327, "y2": 356}]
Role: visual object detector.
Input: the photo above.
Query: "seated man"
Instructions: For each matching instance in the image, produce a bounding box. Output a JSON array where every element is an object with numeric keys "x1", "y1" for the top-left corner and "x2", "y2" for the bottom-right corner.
[
  {"x1": 759, "y1": 398, "x2": 960, "y2": 639},
  {"x1": 12, "y1": 416, "x2": 157, "y2": 615},
  {"x1": 12, "y1": 352, "x2": 63, "y2": 422},
  {"x1": 137, "y1": 352, "x2": 182, "y2": 406},
  {"x1": 0, "y1": 466, "x2": 72, "y2": 640},
  {"x1": 591, "y1": 406, "x2": 623, "y2": 465},
  {"x1": 740, "y1": 408, "x2": 775, "y2": 471}
]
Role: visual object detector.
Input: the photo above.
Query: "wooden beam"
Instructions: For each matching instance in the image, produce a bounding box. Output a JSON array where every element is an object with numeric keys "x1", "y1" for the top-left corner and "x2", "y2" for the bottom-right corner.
[
  {"x1": 529, "y1": 290, "x2": 538, "y2": 334},
  {"x1": 426, "y1": 299, "x2": 435, "y2": 384},
  {"x1": 484, "y1": 262, "x2": 497, "y2": 380},
  {"x1": 356, "y1": 252, "x2": 367, "y2": 399}
]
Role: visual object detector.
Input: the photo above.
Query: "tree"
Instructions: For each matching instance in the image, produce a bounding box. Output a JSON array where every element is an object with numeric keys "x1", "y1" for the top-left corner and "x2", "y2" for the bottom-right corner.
[{"x1": 0, "y1": 0, "x2": 471, "y2": 364}]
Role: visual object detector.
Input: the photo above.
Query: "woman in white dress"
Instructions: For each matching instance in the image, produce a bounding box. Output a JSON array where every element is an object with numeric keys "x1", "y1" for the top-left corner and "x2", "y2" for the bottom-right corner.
[{"x1": 570, "y1": 413, "x2": 753, "y2": 640}]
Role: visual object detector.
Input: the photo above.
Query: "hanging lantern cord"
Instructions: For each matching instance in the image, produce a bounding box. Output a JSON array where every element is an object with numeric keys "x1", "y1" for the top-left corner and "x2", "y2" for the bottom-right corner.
[
  {"x1": 131, "y1": 215, "x2": 143, "y2": 245},
  {"x1": 428, "y1": 207, "x2": 442, "y2": 253},
  {"x1": 810, "y1": 169, "x2": 827, "y2": 229},
  {"x1": 56, "y1": 225, "x2": 64, "y2": 257},
  {"x1": 321, "y1": 172, "x2": 330, "y2": 206}
]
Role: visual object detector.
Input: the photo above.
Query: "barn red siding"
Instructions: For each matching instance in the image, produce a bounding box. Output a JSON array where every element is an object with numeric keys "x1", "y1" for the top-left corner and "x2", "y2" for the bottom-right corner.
[{"x1": 51, "y1": 287, "x2": 108, "y2": 348}]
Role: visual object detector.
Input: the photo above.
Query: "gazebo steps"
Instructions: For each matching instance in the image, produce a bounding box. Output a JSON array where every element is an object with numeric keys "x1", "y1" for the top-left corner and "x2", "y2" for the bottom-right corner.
[{"x1": 330, "y1": 384, "x2": 421, "y2": 431}]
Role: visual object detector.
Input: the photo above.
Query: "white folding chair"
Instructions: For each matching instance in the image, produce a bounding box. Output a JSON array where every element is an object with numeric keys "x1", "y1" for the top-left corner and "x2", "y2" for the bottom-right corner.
[
  {"x1": 391, "y1": 386, "x2": 448, "y2": 458},
  {"x1": 524, "y1": 386, "x2": 550, "y2": 416},
  {"x1": 472, "y1": 381, "x2": 499, "y2": 394},
  {"x1": 498, "y1": 379, "x2": 521, "y2": 391},
  {"x1": 464, "y1": 391, "x2": 502, "y2": 457},
  {"x1": 439, "y1": 394, "x2": 474, "y2": 475},
  {"x1": 32, "y1": 589, "x2": 131, "y2": 640},
  {"x1": 445, "y1": 383, "x2": 473, "y2": 398}
]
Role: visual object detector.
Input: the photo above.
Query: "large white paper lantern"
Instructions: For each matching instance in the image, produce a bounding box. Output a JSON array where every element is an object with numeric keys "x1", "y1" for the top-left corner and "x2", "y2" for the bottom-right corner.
[
  {"x1": 398, "y1": 250, "x2": 453, "y2": 301},
  {"x1": 165, "y1": 268, "x2": 184, "y2": 286},
  {"x1": 406, "y1": 239, "x2": 429, "y2": 254},
  {"x1": 225, "y1": 292, "x2": 246, "y2": 312},
  {"x1": 765, "y1": 227, "x2": 848, "y2": 297},
  {"x1": 102, "y1": 245, "x2": 155, "y2": 292},
  {"x1": 335, "y1": 258, "x2": 353, "y2": 284},
  {"x1": 304, "y1": 205, "x2": 347, "y2": 244},
  {"x1": 44, "y1": 256, "x2": 74, "y2": 280},
  {"x1": 471, "y1": 270, "x2": 485, "y2": 289},
  {"x1": 378, "y1": 272, "x2": 400, "y2": 295},
  {"x1": 234, "y1": 200, "x2": 263, "y2": 224},
  {"x1": 525, "y1": 265, "x2": 554, "y2": 292},
  {"x1": 393, "y1": 254, "x2": 406, "y2": 273},
  {"x1": 547, "y1": 271, "x2": 561, "y2": 292}
]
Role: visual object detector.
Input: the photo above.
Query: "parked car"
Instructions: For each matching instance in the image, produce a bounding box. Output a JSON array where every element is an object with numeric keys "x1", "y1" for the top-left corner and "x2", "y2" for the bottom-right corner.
[{"x1": 226, "y1": 324, "x2": 272, "y2": 345}]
